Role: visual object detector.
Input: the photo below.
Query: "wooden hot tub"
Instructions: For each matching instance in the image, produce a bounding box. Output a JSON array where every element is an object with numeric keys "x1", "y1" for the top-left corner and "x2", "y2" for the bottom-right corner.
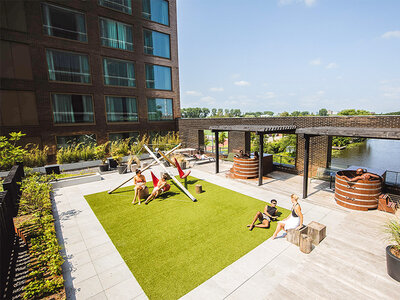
[
  {"x1": 232, "y1": 157, "x2": 259, "y2": 179},
  {"x1": 335, "y1": 170, "x2": 382, "y2": 211}
]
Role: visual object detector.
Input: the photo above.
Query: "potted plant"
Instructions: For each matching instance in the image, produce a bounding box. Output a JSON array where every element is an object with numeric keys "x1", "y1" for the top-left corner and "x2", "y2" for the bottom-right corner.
[
  {"x1": 385, "y1": 216, "x2": 400, "y2": 282},
  {"x1": 94, "y1": 142, "x2": 109, "y2": 172},
  {"x1": 111, "y1": 141, "x2": 127, "y2": 174}
]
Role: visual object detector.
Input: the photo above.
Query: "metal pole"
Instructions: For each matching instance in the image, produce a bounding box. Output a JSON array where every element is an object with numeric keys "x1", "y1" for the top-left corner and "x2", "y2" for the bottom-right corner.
[
  {"x1": 143, "y1": 144, "x2": 197, "y2": 202},
  {"x1": 108, "y1": 144, "x2": 181, "y2": 194},
  {"x1": 215, "y1": 131, "x2": 219, "y2": 173},
  {"x1": 303, "y1": 135, "x2": 310, "y2": 199},
  {"x1": 258, "y1": 133, "x2": 264, "y2": 186}
]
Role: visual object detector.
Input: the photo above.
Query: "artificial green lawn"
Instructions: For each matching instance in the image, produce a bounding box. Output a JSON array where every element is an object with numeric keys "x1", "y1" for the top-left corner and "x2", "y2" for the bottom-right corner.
[{"x1": 85, "y1": 176, "x2": 290, "y2": 299}]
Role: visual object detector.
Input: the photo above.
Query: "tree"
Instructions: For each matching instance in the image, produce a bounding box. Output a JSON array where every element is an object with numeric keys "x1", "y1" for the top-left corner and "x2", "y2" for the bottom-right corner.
[
  {"x1": 211, "y1": 108, "x2": 217, "y2": 117},
  {"x1": 318, "y1": 108, "x2": 328, "y2": 116},
  {"x1": 217, "y1": 109, "x2": 223, "y2": 117},
  {"x1": 280, "y1": 111, "x2": 290, "y2": 117},
  {"x1": 291, "y1": 111, "x2": 300, "y2": 117},
  {"x1": 224, "y1": 109, "x2": 230, "y2": 117},
  {"x1": 218, "y1": 132, "x2": 227, "y2": 145},
  {"x1": 338, "y1": 109, "x2": 372, "y2": 116},
  {"x1": 300, "y1": 111, "x2": 310, "y2": 116},
  {"x1": 263, "y1": 111, "x2": 274, "y2": 116}
]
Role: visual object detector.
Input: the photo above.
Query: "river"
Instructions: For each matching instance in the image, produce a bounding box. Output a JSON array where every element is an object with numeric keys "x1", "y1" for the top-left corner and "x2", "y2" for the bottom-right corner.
[{"x1": 331, "y1": 139, "x2": 400, "y2": 183}]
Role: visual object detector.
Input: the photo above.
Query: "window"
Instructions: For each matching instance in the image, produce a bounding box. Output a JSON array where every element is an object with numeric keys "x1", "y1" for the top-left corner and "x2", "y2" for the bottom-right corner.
[
  {"x1": 99, "y1": 18, "x2": 133, "y2": 51},
  {"x1": 46, "y1": 49, "x2": 90, "y2": 83},
  {"x1": 52, "y1": 94, "x2": 94, "y2": 124},
  {"x1": 143, "y1": 29, "x2": 170, "y2": 58},
  {"x1": 106, "y1": 96, "x2": 138, "y2": 122},
  {"x1": 145, "y1": 64, "x2": 171, "y2": 90},
  {"x1": 99, "y1": 0, "x2": 132, "y2": 14},
  {"x1": 109, "y1": 132, "x2": 139, "y2": 142},
  {"x1": 103, "y1": 58, "x2": 135, "y2": 87},
  {"x1": 142, "y1": 0, "x2": 169, "y2": 25},
  {"x1": 56, "y1": 134, "x2": 96, "y2": 149},
  {"x1": 147, "y1": 98, "x2": 173, "y2": 121},
  {"x1": 42, "y1": 3, "x2": 87, "y2": 42}
]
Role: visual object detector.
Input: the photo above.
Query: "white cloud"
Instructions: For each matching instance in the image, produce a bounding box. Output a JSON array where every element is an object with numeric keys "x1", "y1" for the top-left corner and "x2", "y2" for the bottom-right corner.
[
  {"x1": 279, "y1": 0, "x2": 316, "y2": 7},
  {"x1": 234, "y1": 80, "x2": 250, "y2": 86},
  {"x1": 326, "y1": 62, "x2": 338, "y2": 69},
  {"x1": 380, "y1": 79, "x2": 400, "y2": 99},
  {"x1": 185, "y1": 90, "x2": 202, "y2": 96},
  {"x1": 317, "y1": 90, "x2": 325, "y2": 95},
  {"x1": 381, "y1": 31, "x2": 400, "y2": 39},
  {"x1": 200, "y1": 96, "x2": 216, "y2": 104},
  {"x1": 257, "y1": 92, "x2": 277, "y2": 99},
  {"x1": 310, "y1": 58, "x2": 321, "y2": 66},
  {"x1": 209, "y1": 87, "x2": 224, "y2": 92}
]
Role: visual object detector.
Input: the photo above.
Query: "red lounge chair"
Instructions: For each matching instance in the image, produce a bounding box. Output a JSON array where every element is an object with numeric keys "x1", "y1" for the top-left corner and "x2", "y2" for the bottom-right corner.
[
  {"x1": 174, "y1": 158, "x2": 191, "y2": 179},
  {"x1": 150, "y1": 171, "x2": 171, "y2": 192}
]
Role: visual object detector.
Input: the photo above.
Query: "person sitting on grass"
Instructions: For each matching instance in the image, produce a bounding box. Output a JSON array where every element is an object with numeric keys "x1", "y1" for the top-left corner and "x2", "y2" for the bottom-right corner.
[
  {"x1": 342, "y1": 168, "x2": 382, "y2": 182},
  {"x1": 247, "y1": 199, "x2": 278, "y2": 230},
  {"x1": 132, "y1": 169, "x2": 146, "y2": 205},
  {"x1": 145, "y1": 174, "x2": 169, "y2": 205}
]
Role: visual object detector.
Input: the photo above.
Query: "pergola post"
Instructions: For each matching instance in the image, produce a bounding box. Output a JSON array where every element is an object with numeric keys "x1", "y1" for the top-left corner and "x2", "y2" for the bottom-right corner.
[
  {"x1": 303, "y1": 134, "x2": 310, "y2": 199},
  {"x1": 214, "y1": 130, "x2": 219, "y2": 173},
  {"x1": 258, "y1": 132, "x2": 264, "y2": 186}
]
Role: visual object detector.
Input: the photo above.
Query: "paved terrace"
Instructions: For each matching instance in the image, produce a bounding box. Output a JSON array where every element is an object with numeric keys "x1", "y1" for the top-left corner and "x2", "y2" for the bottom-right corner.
[{"x1": 52, "y1": 162, "x2": 400, "y2": 299}]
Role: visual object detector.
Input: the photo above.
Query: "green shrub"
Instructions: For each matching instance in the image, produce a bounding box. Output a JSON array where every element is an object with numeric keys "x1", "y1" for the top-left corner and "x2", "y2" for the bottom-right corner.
[
  {"x1": 94, "y1": 142, "x2": 110, "y2": 164},
  {"x1": 111, "y1": 139, "x2": 131, "y2": 165},
  {"x1": 23, "y1": 145, "x2": 48, "y2": 167},
  {"x1": 0, "y1": 131, "x2": 27, "y2": 170},
  {"x1": 56, "y1": 143, "x2": 97, "y2": 164}
]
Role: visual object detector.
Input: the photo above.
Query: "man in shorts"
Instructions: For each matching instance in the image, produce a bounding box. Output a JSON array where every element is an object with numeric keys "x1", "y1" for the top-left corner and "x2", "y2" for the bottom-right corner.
[{"x1": 247, "y1": 199, "x2": 278, "y2": 230}]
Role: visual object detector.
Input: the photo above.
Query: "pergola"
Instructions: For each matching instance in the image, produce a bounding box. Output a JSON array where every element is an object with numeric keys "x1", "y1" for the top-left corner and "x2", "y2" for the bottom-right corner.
[
  {"x1": 296, "y1": 126, "x2": 400, "y2": 199},
  {"x1": 210, "y1": 125, "x2": 296, "y2": 186}
]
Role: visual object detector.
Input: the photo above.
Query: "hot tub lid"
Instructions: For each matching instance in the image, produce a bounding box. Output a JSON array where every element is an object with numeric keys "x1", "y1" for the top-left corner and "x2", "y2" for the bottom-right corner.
[{"x1": 346, "y1": 165, "x2": 386, "y2": 177}]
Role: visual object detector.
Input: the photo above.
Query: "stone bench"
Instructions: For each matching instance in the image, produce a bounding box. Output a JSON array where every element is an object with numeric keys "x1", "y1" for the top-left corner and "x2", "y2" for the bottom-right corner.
[
  {"x1": 307, "y1": 221, "x2": 326, "y2": 245},
  {"x1": 286, "y1": 226, "x2": 308, "y2": 246}
]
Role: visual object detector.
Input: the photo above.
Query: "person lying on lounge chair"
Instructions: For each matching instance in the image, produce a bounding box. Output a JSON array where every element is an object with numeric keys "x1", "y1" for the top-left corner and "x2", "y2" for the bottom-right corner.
[
  {"x1": 342, "y1": 168, "x2": 382, "y2": 182},
  {"x1": 247, "y1": 199, "x2": 278, "y2": 230},
  {"x1": 195, "y1": 150, "x2": 210, "y2": 160},
  {"x1": 145, "y1": 174, "x2": 168, "y2": 205}
]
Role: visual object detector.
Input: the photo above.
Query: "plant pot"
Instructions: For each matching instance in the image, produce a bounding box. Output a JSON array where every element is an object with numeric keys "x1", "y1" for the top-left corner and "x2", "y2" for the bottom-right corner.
[
  {"x1": 117, "y1": 165, "x2": 127, "y2": 174},
  {"x1": 386, "y1": 245, "x2": 400, "y2": 282},
  {"x1": 99, "y1": 164, "x2": 109, "y2": 172}
]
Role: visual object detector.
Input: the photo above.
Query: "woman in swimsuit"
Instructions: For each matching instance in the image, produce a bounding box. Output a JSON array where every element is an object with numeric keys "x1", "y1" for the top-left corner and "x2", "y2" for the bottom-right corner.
[
  {"x1": 272, "y1": 194, "x2": 303, "y2": 240},
  {"x1": 132, "y1": 169, "x2": 146, "y2": 205},
  {"x1": 144, "y1": 174, "x2": 168, "y2": 205}
]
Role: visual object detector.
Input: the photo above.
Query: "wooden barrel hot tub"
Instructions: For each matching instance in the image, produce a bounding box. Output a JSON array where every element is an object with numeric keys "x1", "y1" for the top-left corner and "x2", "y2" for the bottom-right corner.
[
  {"x1": 335, "y1": 170, "x2": 382, "y2": 211},
  {"x1": 232, "y1": 157, "x2": 258, "y2": 179}
]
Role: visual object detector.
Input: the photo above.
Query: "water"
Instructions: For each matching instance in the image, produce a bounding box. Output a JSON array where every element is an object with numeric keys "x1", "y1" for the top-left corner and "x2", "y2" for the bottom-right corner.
[{"x1": 331, "y1": 139, "x2": 400, "y2": 184}]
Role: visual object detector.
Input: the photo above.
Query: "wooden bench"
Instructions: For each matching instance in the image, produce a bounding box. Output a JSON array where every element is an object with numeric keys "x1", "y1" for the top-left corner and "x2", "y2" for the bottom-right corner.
[
  {"x1": 286, "y1": 226, "x2": 308, "y2": 246},
  {"x1": 307, "y1": 221, "x2": 326, "y2": 245}
]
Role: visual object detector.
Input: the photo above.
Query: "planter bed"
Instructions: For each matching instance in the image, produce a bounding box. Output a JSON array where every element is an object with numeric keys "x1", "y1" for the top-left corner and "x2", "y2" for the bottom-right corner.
[{"x1": 50, "y1": 173, "x2": 101, "y2": 189}]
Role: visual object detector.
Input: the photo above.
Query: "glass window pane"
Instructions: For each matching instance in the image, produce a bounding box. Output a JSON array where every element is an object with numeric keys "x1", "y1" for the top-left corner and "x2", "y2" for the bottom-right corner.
[
  {"x1": 99, "y1": 0, "x2": 132, "y2": 14},
  {"x1": 145, "y1": 64, "x2": 171, "y2": 90},
  {"x1": 106, "y1": 96, "x2": 138, "y2": 122},
  {"x1": 46, "y1": 49, "x2": 91, "y2": 83},
  {"x1": 52, "y1": 94, "x2": 94, "y2": 124},
  {"x1": 143, "y1": 29, "x2": 170, "y2": 58},
  {"x1": 56, "y1": 134, "x2": 96, "y2": 149},
  {"x1": 109, "y1": 132, "x2": 139, "y2": 142},
  {"x1": 147, "y1": 98, "x2": 173, "y2": 121},
  {"x1": 42, "y1": 3, "x2": 87, "y2": 42},
  {"x1": 142, "y1": 0, "x2": 169, "y2": 26},
  {"x1": 103, "y1": 58, "x2": 135, "y2": 87},
  {"x1": 100, "y1": 18, "x2": 133, "y2": 51}
]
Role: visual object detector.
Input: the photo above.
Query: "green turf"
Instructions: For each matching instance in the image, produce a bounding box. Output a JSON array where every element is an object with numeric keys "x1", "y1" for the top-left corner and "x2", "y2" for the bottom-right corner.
[{"x1": 85, "y1": 176, "x2": 290, "y2": 299}]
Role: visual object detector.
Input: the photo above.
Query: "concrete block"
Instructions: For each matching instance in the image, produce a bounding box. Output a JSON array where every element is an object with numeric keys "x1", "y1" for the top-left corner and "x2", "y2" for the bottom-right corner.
[
  {"x1": 299, "y1": 234, "x2": 313, "y2": 254},
  {"x1": 286, "y1": 226, "x2": 308, "y2": 246}
]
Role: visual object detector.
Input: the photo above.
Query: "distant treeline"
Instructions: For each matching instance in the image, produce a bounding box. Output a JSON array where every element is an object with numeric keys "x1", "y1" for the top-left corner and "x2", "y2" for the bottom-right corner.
[{"x1": 180, "y1": 108, "x2": 385, "y2": 118}]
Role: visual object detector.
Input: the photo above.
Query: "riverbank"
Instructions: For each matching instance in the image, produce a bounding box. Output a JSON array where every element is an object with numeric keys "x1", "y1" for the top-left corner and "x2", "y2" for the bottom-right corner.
[{"x1": 331, "y1": 141, "x2": 365, "y2": 158}]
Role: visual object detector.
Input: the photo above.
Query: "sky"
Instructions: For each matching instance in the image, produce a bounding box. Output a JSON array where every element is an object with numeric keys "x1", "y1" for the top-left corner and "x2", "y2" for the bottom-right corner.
[{"x1": 176, "y1": 0, "x2": 400, "y2": 114}]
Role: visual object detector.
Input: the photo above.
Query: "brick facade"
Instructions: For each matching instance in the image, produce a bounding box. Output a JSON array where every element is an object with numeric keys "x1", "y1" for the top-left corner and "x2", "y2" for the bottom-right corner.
[
  {"x1": 178, "y1": 116, "x2": 400, "y2": 176},
  {"x1": 0, "y1": 0, "x2": 180, "y2": 156}
]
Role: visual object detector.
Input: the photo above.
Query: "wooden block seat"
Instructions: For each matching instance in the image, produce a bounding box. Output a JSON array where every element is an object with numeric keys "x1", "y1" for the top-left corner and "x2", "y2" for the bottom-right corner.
[
  {"x1": 286, "y1": 226, "x2": 308, "y2": 246},
  {"x1": 138, "y1": 186, "x2": 149, "y2": 199},
  {"x1": 307, "y1": 221, "x2": 326, "y2": 245},
  {"x1": 300, "y1": 234, "x2": 313, "y2": 254}
]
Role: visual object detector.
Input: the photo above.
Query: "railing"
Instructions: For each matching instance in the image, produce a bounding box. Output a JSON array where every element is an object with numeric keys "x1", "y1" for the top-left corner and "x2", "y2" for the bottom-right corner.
[
  {"x1": 385, "y1": 170, "x2": 400, "y2": 187},
  {"x1": 273, "y1": 154, "x2": 295, "y2": 166},
  {"x1": 0, "y1": 164, "x2": 24, "y2": 298}
]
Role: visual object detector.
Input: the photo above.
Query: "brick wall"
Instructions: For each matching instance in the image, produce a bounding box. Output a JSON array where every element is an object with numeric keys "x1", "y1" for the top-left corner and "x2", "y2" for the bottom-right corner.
[{"x1": 179, "y1": 116, "x2": 400, "y2": 176}]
